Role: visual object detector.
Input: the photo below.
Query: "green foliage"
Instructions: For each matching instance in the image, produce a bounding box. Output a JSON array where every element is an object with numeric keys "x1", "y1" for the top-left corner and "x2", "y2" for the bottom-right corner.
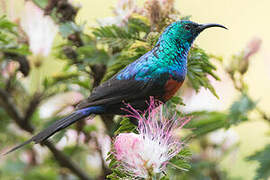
[
  {"x1": 187, "y1": 46, "x2": 219, "y2": 98},
  {"x1": 93, "y1": 25, "x2": 137, "y2": 49},
  {"x1": 247, "y1": 144, "x2": 270, "y2": 180},
  {"x1": 32, "y1": 0, "x2": 48, "y2": 9},
  {"x1": 76, "y1": 45, "x2": 109, "y2": 65},
  {"x1": 168, "y1": 148, "x2": 192, "y2": 172},
  {"x1": 114, "y1": 117, "x2": 137, "y2": 135},
  {"x1": 179, "y1": 160, "x2": 230, "y2": 180},
  {"x1": 59, "y1": 22, "x2": 83, "y2": 38},
  {"x1": 165, "y1": 96, "x2": 185, "y2": 117},
  {"x1": 0, "y1": 16, "x2": 30, "y2": 55},
  {"x1": 0, "y1": 16, "x2": 17, "y2": 37},
  {"x1": 185, "y1": 111, "x2": 227, "y2": 137},
  {"x1": 93, "y1": 17, "x2": 150, "y2": 49},
  {"x1": 106, "y1": 150, "x2": 132, "y2": 180},
  {"x1": 228, "y1": 93, "x2": 256, "y2": 126}
]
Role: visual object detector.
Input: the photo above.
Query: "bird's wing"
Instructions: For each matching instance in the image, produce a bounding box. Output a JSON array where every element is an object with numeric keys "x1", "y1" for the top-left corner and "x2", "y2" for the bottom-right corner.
[
  {"x1": 76, "y1": 75, "x2": 164, "y2": 109},
  {"x1": 76, "y1": 55, "x2": 169, "y2": 109}
]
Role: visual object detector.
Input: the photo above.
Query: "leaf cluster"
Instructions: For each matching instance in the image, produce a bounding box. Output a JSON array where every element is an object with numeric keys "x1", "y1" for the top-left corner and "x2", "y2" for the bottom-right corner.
[
  {"x1": 187, "y1": 46, "x2": 220, "y2": 97},
  {"x1": 247, "y1": 145, "x2": 270, "y2": 180},
  {"x1": 0, "y1": 16, "x2": 30, "y2": 55},
  {"x1": 228, "y1": 93, "x2": 256, "y2": 126}
]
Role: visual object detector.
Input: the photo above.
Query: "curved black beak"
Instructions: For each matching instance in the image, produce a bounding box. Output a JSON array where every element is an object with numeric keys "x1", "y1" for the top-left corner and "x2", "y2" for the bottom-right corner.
[{"x1": 198, "y1": 23, "x2": 228, "y2": 32}]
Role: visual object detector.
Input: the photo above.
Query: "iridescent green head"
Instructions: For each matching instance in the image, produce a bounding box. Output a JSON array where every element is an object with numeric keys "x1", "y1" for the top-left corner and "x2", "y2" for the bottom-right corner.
[{"x1": 159, "y1": 20, "x2": 227, "y2": 48}]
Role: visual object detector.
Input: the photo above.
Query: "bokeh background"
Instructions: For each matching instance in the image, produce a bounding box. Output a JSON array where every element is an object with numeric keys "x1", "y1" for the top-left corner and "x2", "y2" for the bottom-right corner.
[{"x1": 1, "y1": 0, "x2": 270, "y2": 179}]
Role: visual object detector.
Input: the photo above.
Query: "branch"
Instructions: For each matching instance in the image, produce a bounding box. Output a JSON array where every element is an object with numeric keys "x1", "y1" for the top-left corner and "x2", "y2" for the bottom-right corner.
[
  {"x1": 90, "y1": 64, "x2": 107, "y2": 88},
  {"x1": 43, "y1": 140, "x2": 92, "y2": 180},
  {"x1": 0, "y1": 88, "x2": 33, "y2": 132},
  {"x1": 257, "y1": 107, "x2": 270, "y2": 123},
  {"x1": 23, "y1": 92, "x2": 43, "y2": 123},
  {"x1": 0, "y1": 88, "x2": 92, "y2": 180},
  {"x1": 228, "y1": 71, "x2": 270, "y2": 123}
]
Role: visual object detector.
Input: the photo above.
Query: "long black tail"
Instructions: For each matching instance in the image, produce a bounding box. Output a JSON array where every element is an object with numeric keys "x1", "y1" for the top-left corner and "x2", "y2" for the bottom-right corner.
[{"x1": 3, "y1": 107, "x2": 98, "y2": 155}]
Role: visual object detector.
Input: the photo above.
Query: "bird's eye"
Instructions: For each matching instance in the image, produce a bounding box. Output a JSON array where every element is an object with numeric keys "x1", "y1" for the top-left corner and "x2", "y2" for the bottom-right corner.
[{"x1": 184, "y1": 24, "x2": 191, "y2": 30}]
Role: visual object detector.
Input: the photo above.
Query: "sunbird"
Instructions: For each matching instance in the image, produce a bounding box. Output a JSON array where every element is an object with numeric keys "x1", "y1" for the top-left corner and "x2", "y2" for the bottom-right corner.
[{"x1": 5, "y1": 20, "x2": 227, "y2": 154}]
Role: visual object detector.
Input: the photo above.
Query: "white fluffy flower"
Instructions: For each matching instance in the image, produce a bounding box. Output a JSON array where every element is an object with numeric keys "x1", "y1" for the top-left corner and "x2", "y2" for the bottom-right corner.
[
  {"x1": 97, "y1": 0, "x2": 141, "y2": 26},
  {"x1": 20, "y1": 1, "x2": 58, "y2": 56}
]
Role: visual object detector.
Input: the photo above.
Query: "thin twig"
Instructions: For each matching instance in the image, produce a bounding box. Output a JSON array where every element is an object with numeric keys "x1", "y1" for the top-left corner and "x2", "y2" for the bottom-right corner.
[
  {"x1": 228, "y1": 71, "x2": 270, "y2": 123},
  {"x1": 23, "y1": 92, "x2": 43, "y2": 123},
  {"x1": 0, "y1": 88, "x2": 33, "y2": 132},
  {"x1": 256, "y1": 107, "x2": 270, "y2": 123}
]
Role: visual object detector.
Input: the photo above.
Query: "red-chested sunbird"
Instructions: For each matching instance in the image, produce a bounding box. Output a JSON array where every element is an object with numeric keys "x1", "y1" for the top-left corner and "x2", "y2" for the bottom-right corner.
[{"x1": 4, "y1": 21, "x2": 227, "y2": 155}]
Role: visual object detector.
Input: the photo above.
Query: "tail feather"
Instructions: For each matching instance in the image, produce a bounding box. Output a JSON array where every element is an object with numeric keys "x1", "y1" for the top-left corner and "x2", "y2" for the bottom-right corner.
[{"x1": 3, "y1": 107, "x2": 99, "y2": 155}]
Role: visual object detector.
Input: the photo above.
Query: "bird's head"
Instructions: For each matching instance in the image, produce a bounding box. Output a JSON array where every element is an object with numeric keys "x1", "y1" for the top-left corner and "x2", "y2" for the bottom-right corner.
[{"x1": 159, "y1": 20, "x2": 227, "y2": 49}]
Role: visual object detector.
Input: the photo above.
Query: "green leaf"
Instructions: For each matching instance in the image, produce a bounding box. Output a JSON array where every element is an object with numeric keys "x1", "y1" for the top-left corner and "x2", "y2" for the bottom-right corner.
[
  {"x1": 106, "y1": 151, "x2": 131, "y2": 179},
  {"x1": 127, "y1": 17, "x2": 150, "y2": 34},
  {"x1": 185, "y1": 111, "x2": 228, "y2": 137},
  {"x1": 0, "y1": 16, "x2": 17, "y2": 32},
  {"x1": 165, "y1": 96, "x2": 185, "y2": 116},
  {"x1": 168, "y1": 148, "x2": 192, "y2": 172},
  {"x1": 247, "y1": 144, "x2": 270, "y2": 180},
  {"x1": 187, "y1": 46, "x2": 220, "y2": 98},
  {"x1": 3, "y1": 44, "x2": 31, "y2": 55},
  {"x1": 76, "y1": 45, "x2": 109, "y2": 65},
  {"x1": 59, "y1": 22, "x2": 82, "y2": 38},
  {"x1": 93, "y1": 17, "x2": 149, "y2": 49},
  {"x1": 0, "y1": 16, "x2": 30, "y2": 56},
  {"x1": 114, "y1": 117, "x2": 137, "y2": 135},
  {"x1": 32, "y1": 0, "x2": 48, "y2": 9},
  {"x1": 93, "y1": 25, "x2": 135, "y2": 49},
  {"x1": 228, "y1": 93, "x2": 256, "y2": 126},
  {"x1": 169, "y1": 96, "x2": 185, "y2": 106}
]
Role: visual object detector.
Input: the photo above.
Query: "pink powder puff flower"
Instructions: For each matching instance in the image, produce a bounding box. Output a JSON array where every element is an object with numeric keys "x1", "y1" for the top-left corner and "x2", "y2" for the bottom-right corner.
[
  {"x1": 243, "y1": 37, "x2": 262, "y2": 61},
  {"x1": 20, "y1": 1, "x2": 58, "y2": 57},
  {"x1": 113, "y1": 98, "x2": 190, "y2": 178},
  {"x1": 238, "y1": 37, "x2": 262, "y2": 74}
]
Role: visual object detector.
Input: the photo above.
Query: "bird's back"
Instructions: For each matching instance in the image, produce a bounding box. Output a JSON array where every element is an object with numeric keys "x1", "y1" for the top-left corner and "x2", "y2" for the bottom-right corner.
[{"x1": 77, "y1": 44, "x2": 187, "y2": 114}]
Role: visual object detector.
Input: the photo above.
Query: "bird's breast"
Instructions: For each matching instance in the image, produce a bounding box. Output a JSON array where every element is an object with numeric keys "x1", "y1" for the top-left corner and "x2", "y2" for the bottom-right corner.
[{"x1": 163, "y1": 79, "x2": 183, "y2": 101}]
